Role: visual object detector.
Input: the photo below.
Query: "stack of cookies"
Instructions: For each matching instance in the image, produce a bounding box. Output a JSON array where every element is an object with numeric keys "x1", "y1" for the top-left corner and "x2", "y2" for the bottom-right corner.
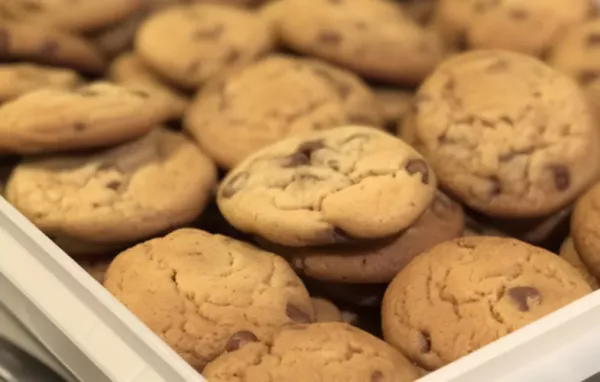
[{"x1": 1, "y1": 0, "x2": 600, "y2": 380}]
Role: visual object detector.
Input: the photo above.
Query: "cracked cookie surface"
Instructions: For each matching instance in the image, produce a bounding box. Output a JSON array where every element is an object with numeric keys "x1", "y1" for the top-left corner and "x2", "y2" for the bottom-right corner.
[
  {"x1": 135, "y1": 4, "x2": 275, "y2": 89},
  {"x1": 559, "y1": 237, "x2": 598, "y2": 290},
  {"x1": 217, "y1": 126, "x2": 436, "y2": 247},
  {"x1": 0, "y1": 81, "x2": 171, "y2": 154},
  {"x1": 413, "y1": 50, "x2": 600, "y2": 218},
  {"x1": 278, "y1": 0, "x2": 443, "y2": 86},
  {"x1": 5, "y1": 129, "x2": 217, "y2": 248},
  {"x1": 184, "y1": 55, "x2": 380, "y2": 169},
  {"x1": 0, "y1": 63, "x2": 82, "y2": 102},
  {"x1": 382, "y1": 236, "x2": 591, "y2": 370},
  {"x1": 104, "y1": 228, "x2": 313, "y2": 371},
  {"x1": 203, "y1": 322, "x2": 421, "y2": 382}
]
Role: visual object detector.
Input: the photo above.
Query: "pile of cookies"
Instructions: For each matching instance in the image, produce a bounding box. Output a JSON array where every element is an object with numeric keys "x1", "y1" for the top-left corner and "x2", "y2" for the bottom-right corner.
[{"x1": 1, "y1": 0, "x2": 600, "y2": 380}]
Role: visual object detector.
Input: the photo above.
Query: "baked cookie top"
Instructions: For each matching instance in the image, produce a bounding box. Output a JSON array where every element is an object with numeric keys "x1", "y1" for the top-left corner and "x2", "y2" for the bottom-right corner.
[
  {"x1": 413, "y1": 50, "x2": 599, "y2": 218},
  {"x1": 218, "y1": 126, "x2": 436, "y2": 247},
  {"x1": 6, "y1": 129, "x2": 217, "y2": 245},
  {"x1": 135, "y1": 3, "x2": 275, "y2": 89},
  {"x1": 0, "y1": 63, "x2": 82, "y2": 102},
  {"x1": 203, "y1": 322, "x2": 421, "y2": 382},
  {"x1": 104, "y1": 228, "x2": 313, "y2": 371},
  {"x1": 184, "y1": 55, "x2": 380, "y2": 169},
  {"x1": 382, "y1": 236, "x2": 591, "y2": 370}
]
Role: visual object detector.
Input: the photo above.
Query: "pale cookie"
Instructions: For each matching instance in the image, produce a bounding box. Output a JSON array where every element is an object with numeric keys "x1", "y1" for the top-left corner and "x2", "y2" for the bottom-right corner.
[
  {"x1": 0, "y1": 0, "x2": 143, "y2": 33},
  {"x1": 0, "y1": 81, "x2": 170, "y2": 154},
  {"x1": 0, "y1": 63, "x2": 82, "y2": 103},
  {"x1": 433, "y1": 0, "x2": 593, "y2": 56},
  {"x1": 559, "y1": 237, "x2": 599, "y2": 290},
  {"x1": 311, "y1": 297, "x2": 342, "y2": 322},
  {"x1": 260, "y1": 190, "x2": 464, "y2": 283},
  {"x1": 78, "y1": 257, "x2": 113, "y2": 284},
  {"x1": 382, "y1": 236, "x2": 591, "y2": 370},
  {"x1": 373, "y1": 88, "x2": 415, "y2": 132},
  {"x1": 203, "y1": 322, "x2": 421, "y2": 382},
  {"x1": 218, "y1": 126, "x2": 436, "y2": 247},
  {"x1": 571, "y1": 182, "x2": 600, "y2": 280},
  {"x1": 185, "y1": 55, "x2": 380, "y2": 169},
  {"x1": 110, "y1": 52, "x2": 190, "y2": 120},
  {"x1": 104, "y1": 228, "x2": 313, "y2": 371},
  {"x1": 0, "y1": 21, "x2": 105, "y2": 73},
  {"x1": 136, "y1": 4, "x2": 275, "y2": 89},
  {"x1": 5, "y1": 129, "x2": 217, "y2": 254},
  {"x1": 278, "y1": 0, "x2": 444, "y2": 86},
  {"x1": 413, "y1": 50, "x2": 600, "y2": 218}
]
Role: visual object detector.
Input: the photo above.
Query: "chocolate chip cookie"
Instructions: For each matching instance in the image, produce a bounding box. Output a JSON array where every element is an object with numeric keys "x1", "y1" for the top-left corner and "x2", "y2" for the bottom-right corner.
[
  {"x1": 0, "y1": 82, "x2": 170, "y2": 154},
  {"x1": 559, "y1": 237, "x2": 599, "y2": 290},
  {"x1": 203, "y1": 322, "x2": 421, "y2": 382},
  {"x1": 382, "y1": 236, "x2": 591, "y2": 371},
  {"x1": 135, "y1": 4, "x2": 275, "y2": 89},
  {"x1": 104, "y1": 228, "x2": 313, "y2": 371},
  {"x1": 413, "y1": 50, "x2": 599, "y2": 218},
  {"x1": 184, "y1": 55, "x2": 380, "y2": 169},
  {"x1": 217, "y1": 126, "x2": 436, "y2": 247},
  {"x1": 278, "y1": 0, "x2": 443, "y2": 86},
  {"x1": 0, "y1": 63, "x2": 82, "y2": 102},
  {"x1": 5, "y1": 129, "x2": 217, "y2": 255}
]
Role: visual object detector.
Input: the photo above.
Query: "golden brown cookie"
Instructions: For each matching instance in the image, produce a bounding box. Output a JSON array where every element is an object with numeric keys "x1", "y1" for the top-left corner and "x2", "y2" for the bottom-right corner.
[
  {"x1": 559, "y1": 237, "x2": 599, "y2": 290},
  {"x1": 104, "y1": 228, "x2": 313, "y2": 371},
  {"x1": 136, "y1": 4, "x2": 275, "y2": 89},
  {"x1": 278, "y1": 0, "x2": 443, "y2": 86},
  {"x1": 203, "y1": 322, "x2": 421, "y2": 382},
  {"x1": 218, "y1": 126, "x2": 436, "y2": 247},
  {"x1": 382, "y1": 236, "x2": 591, "y2": 371},
  {"x1": 5, "y1": 129, "x2": 217, "y2": 255},
  {"x1": 311, "y1": 297, "x2": 342, "y2": 322},
  {"x1": 184, "y1": 55, "x2": 380, "y2": 169},
  {"x1": 373, "y1": 88, "x2": 415, "y2": 132},
  {"x1": 0, "y1": 82, "x2": 170, "y2": 154},
  {"x1": 413, "y1": 50, "x2": 599, "y2": 218},
  {"x1": 0, "y1": 63, "x2": 82, "y2": 103}
]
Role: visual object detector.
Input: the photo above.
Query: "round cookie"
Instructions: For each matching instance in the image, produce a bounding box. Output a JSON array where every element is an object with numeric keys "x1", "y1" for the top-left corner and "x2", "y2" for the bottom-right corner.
[
  {"x1": 0, "y1": 21, "x2": 106, "y2": 73},
  {"x1": 184, "y1": 55, "x2": 380, "y2": 169},
  {"x1": 135, "y1": 4, "x2": 275, "y2": 90},
  {"x1": 372, "y1": 88, "x2": 415, "y2": 132},
  {"x1": 0, "y1": 63, "x2": 82, "y2": 103},
  {"x1": 5, "y1": 129, "x2": 217, "y2": 253},
  {"x1": 311, "y1": 297, "x2": 342, "y2": 323},
  {"x1": 278, "y1": 0, "x2": 443, "y2": 86},
  {"x1": 104, "y1": 228, "x2": 313, "y2": 371},
  {"x1": 203, "y1": 322, "x2": 421, "y2": 382},
  {"x1": 413, "y1": 50, "x2": 600, "y2": 218},
  {"x1": 217, "y1": 126, "x2": 436, "y2": 247},
  {"x1": 382, "y1": 236, "x2": 591, "y2": 370},
  {"x1": 0, "y1": 81, "x2": 170, "y2": 154},
  {"x1": 261, "y1": 190, "x2": 464, "y2": 283},
  {"x1": 559, "y1": 237, "x2": 599, "y2": 290},
  {"x1": 571, "y1": 182, "x2": 600, "y2": 280}
]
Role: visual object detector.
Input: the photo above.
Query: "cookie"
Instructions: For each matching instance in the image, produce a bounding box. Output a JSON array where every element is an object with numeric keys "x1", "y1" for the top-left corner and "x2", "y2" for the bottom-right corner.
[
  {"x1": 5, "y1": 129, "x2": 217, "y2": 255},
  {"x1": 78, "y1": 257, "x2": 113, "y2": 284},
  {"x1": 0, "y1": 82, "x2": 171, "y2": 154},
  {"x1": 373, "y1": 88, "x2": 415, "y2": 132},
  {"x1": 104, "y1": 228, "x2": 313, "y2": 371},
  {"x1": 0, "y1": 21, "x2": 106, "y2": 73},
  {"x1": 571, "y1": 182, "x2": 600, "y2": 280},
  {"x1": 109, "y1": 52, "x2": 190, "y2": 120},
  {"x1": 203, "y1": 322, "x2": 421, "y2": 382},
  {"x1": 382, "y1": 236, "x2": 591, "y2": 371},
  {"x1": 0, "y1": 63, "x2": 82, "y2": 103},
  {"x1": 413, "y1": 50, "x2": 600, "y2": 218},
  {"x1": 184, "y1": 55, "x2": 380, "y2": 169},
  {"x1": 260, "y1": 190, "x2": 464, "y2": 283},
  {"x1": 218, "y1": 126, "x2": 436, "y2": 247},
  {"x1": 311, "y1": 297, "x2": 342, "y2": 323},
  {"x1": 559, "y1": 237, "x2": 599, "y2": 290},
  {"x1": 433, "y1": 0, "x2": 593, "y2": 56},
  {"x1": 0, "y1": 0, "x2": 143, "y2": 33},
  {"x1": 278, "y1": 0, "x2": 443, "y2": 86},
  {"x1": 135, "y1": 4, "x2": 275, "y2": 89}
]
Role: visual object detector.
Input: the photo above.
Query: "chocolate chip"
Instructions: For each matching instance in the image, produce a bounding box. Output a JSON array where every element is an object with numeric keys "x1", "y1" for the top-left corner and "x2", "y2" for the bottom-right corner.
[
  {"x1": 281, "y1": 140, "x2": 325, "y2": 168},
  {"x1": 286, "y1": 303, "x2": 312, "y2": 323},
  {"x1": 106, "y1": 180, "x2": 121, "y2": 190},
  {"x1": 40, "y1": 40, "x2": 59, "y2": 57},
  {"x1": 371, "y1": 371, "x2": 384, "y2": 382},
  {"x1": 405, "y1": 159, "x2": 430, "y2": 185},
  {"x1": 579, "y1": 70, "x2": 600, "y2": 85},
  {"x1": 0, "y1": 27, "x2": 9, "y2": 54},
  {"x1": 73, "y1": 122, "x2": 86, "y2": 131},
  {"x1": 455, "y1": 32, "x2": 468, "y2": 51},
  {"x1": 507, "y1": 286, "x2": 542, "y2": 312},
  {"x1": 551, "y1": 165, "x2": 570, "y2": 191},
  {"x1": 220, "y1": 172, "x2": 249, "y2": 198},
  {"x1": 224, "y1": 49, "x2": 240, "y2": 65},
  {"x1": 419, "y1": 331, "x2": 431, "y2": 353},
  {"x1": 317, "y1": 30, "x2": 342, "y2": 45},
  {"x1": 224, "y1": 331, "x2": 259, "y2": 352},
  {"x1": 193, "y1": 24, "x2": 224, "y2": 40},
  {"x1": 586, "y1": 33, "x2": 600, "y2": 46},
  {"x1": 508, "y1": 8, "x2": 528, "y2": 19}
]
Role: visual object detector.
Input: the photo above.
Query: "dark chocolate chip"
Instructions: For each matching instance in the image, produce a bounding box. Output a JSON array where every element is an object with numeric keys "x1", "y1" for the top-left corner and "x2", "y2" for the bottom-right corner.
[
  {"x1": 224, "y1": 331, "x2": 259, "y2": 352},
  {"x1": 193, "y1": 24, "x2": 224, "y2": 40},
  {"x1": 371, "y1": 371, "x2": 384, "y2": 382},
  {"x1": 551, "y1": 165, "x2": 570, "y2": 191},
  {"x1": 106, "y1": 180, "x2": 121, "y2": 190},
  {"x1": 40, "y1": 40, "x2": 59, "y2": 57},
  {"x1": 508, "y1": 8, "x2": 528, "y2": 19},
  {"x1": 73, "y1": 122, "x2": 86, "y2": 131},
  {"x1": 586, "y1": 33, "x2": 600, "y2": 46},
  {"x1": 455, "y1": 32, "x2": 468, "y2": 51},
  {"x1": 317, "y1": 30, "x2": 342, "y2": 45},
  {"x1": 224, "y1": 49, "x2": 240, "y2": 65},
  {"x1": 281, "y1": 140, "x2": 325, "y2": 168},
  {"x1": 405, "y1": 159, "x2": 430, "y2": 185},
  {"x1": 286, "y1": 303, "x2": 312, "y2": 323},
  {"x1": 220, "y1": 172, "x2": 249, "y2": 198},
  {"x1": 0, "y1": 27, "x2": 9, "y2": 54},
  {"x1": 507, "y1": 286, "x2": 542, "y2": 312},
  {"x1": 419, "y1": 331, "x2": 431, "y2": 353}
]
